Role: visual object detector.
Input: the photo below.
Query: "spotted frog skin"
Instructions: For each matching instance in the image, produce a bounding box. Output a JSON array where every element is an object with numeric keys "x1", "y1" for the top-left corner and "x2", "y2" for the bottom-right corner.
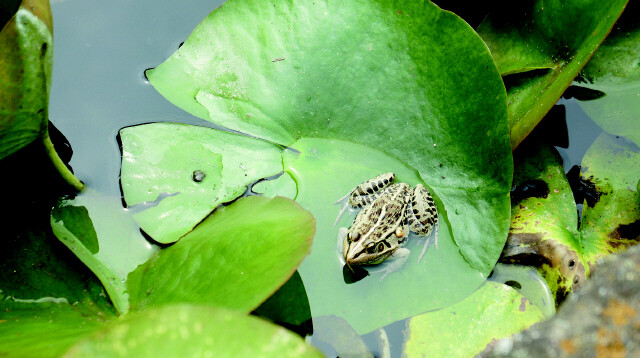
[{"x1": 338, "y1": 173, "x2": 438, "y2": 272}]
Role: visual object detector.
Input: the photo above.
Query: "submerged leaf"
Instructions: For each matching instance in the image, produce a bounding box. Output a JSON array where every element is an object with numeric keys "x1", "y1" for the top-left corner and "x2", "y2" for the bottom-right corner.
[
  {"x1": 405, "y1": 281, "x2": 545, "y2": 358},
  {"x1": 285, "y1": 139, "x2": 485, "y2": 333},
  {"x1": 572, "y1": 2, "x2": 640, "y2": 147}
]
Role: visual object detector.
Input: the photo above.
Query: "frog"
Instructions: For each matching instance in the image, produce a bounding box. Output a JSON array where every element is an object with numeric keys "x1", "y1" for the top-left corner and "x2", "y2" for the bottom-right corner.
[{"x1": 335, "y1": 172, "x2": 438, "y2": 279}]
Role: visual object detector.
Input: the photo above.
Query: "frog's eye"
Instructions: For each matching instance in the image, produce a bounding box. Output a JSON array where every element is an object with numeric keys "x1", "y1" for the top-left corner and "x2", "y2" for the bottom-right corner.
[
  {"x1": 348, "y1": 232, "x2": 360, "y2": 242},
  {"x1": 365, "y1": 242, "x2": 377, "y2": 254}
]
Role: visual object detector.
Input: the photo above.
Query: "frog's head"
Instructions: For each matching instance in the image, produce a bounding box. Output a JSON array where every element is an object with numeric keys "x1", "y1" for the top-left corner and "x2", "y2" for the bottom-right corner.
[{"x1": 343, "y1": 225, "x2": 404, "y2": 266}]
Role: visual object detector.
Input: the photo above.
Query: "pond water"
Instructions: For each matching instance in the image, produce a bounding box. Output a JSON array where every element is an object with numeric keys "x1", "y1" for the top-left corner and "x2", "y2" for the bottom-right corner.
[{"x1": 48, "y1": 0, "x2": 612, "y2": 356}]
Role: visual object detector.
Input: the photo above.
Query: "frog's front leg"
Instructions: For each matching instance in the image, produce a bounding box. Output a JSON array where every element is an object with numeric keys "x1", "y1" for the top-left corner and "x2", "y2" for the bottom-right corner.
[
  {"x1": 377, "y1": 247, "x2": 410, "y2": 281},
  {"x1": 334, "y1": 172, "x2": 396, "y2": 225}
]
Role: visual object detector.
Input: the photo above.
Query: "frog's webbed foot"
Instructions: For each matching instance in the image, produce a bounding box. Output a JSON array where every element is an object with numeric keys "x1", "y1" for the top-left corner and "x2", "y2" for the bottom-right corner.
[
  {"x1": 334, "y1": 200, "x2": 351, "y2": 226},
  {"x1": 337, "y1": 227, "x2": 348, "y2": 256},
  {"x1": 378, "y1": 248, "x2": 410, "y2": 281},
  {"x1": 417, "y1": 221, "x2": 439, "y2": 263}
]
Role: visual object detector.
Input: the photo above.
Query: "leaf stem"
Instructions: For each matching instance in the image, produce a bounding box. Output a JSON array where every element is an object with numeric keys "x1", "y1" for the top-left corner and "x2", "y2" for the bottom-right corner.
[{"x1": 42, "y1": 126, "x2": 85, "y2": 192}]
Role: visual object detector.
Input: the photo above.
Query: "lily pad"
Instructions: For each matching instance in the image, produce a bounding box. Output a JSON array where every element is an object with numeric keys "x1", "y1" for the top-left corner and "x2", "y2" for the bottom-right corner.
[
  {"x1": 572, "y1": 2, "x2": 640, "y2": 147},
  {"x1": 51, "y1": 189, "x2": 158, "y2": 314},
  {"x1": 0, "y1": 0, "x2": 52, "y2": 160},
  {"x1": 62, "y1": 304, "x2": 324, "y2": 358},
  {"x1": 286, "y1": 138, "x2": 484, "y2": 333},
  {"x1": 135, "y1": 0, "x2": 514, "y2": 333},
  {"x1": 477, "y1": 0, "x2": 628, "y2": 148},
  {"x1": 404, "y1": 281, "x2": 545, "y2": 358},
  {"x1": 126, "y1": 196, "x2": 315, "y2": 312},
  {"x1": 120, "y1": 123, "x2": 283, "y2": 244},
  {"x1": 146, "y1": 0, "x2": 512, "y2": 274}
]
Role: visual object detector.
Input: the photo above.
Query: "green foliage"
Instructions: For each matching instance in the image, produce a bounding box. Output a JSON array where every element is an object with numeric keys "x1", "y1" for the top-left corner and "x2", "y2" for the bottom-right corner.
[
  {"x1": 62, "y1": 305, "x2": 324, "y2": 358},
  {"x1": 477, "y1": 0, "x2": 629, "y2": 149},
  {"x1": 126, "y1": 196, "x2": 315, "y2": 312},
  {"x1": 0, "y1": 0, "x2": 52, "y2": 159}
]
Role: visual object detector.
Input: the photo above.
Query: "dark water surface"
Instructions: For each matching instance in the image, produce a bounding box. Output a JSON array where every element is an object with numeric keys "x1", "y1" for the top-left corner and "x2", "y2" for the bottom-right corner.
[{"x1": 50, "y1": 0, "x2": 225, "y2": 195}]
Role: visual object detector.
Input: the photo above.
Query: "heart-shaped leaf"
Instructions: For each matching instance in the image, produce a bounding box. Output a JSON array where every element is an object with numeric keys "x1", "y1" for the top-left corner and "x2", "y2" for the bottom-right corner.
[
  {"x1": 146, "y1": 0, "x2": 513, "y2": 275},
  {"x1": 126, "y1": 196, "x2": 315, "y2": 312},
  {"x1": 477, "y1": 0, "x2": 629, "y2": 148}
]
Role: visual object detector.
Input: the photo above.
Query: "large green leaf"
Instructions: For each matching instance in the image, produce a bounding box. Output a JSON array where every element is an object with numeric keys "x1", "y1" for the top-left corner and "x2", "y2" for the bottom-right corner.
[
  {"x1": 146, "y1": 0, "x2": 511, "y2": 276},
  {"x1": 404, "y1": 281, "x2": 545, "y2": 357},
  {"x1": 477, "y1": 0, "x2": 628, "y2": 148},
  {"x1": 63, "y1": 305, "x2": 323, "y2": 358},
  {"x1": 120, "y1": 123, "x2": 283, "y2": 244},
  {"x1": 51, "y1": 189, "x2": 159, "y2": 314},
  {"x1": 0, "y1": 0, "x2": 52, "y2": 159},
  {"x1": 572, "y1": 2, "x2": 640, "y2": 147},
  {"x1": 126, "y1": 196, "x2": 315, "y2": 312}
]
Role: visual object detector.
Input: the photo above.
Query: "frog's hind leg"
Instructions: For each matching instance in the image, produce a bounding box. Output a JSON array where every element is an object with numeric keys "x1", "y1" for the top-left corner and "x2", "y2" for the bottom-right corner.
[
  {"x1": 333, "y1": 172, "x2": 396, "y2": 225},
  {"x1": 406, "y1": 184, "x2": 439, "y2": 262}
]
